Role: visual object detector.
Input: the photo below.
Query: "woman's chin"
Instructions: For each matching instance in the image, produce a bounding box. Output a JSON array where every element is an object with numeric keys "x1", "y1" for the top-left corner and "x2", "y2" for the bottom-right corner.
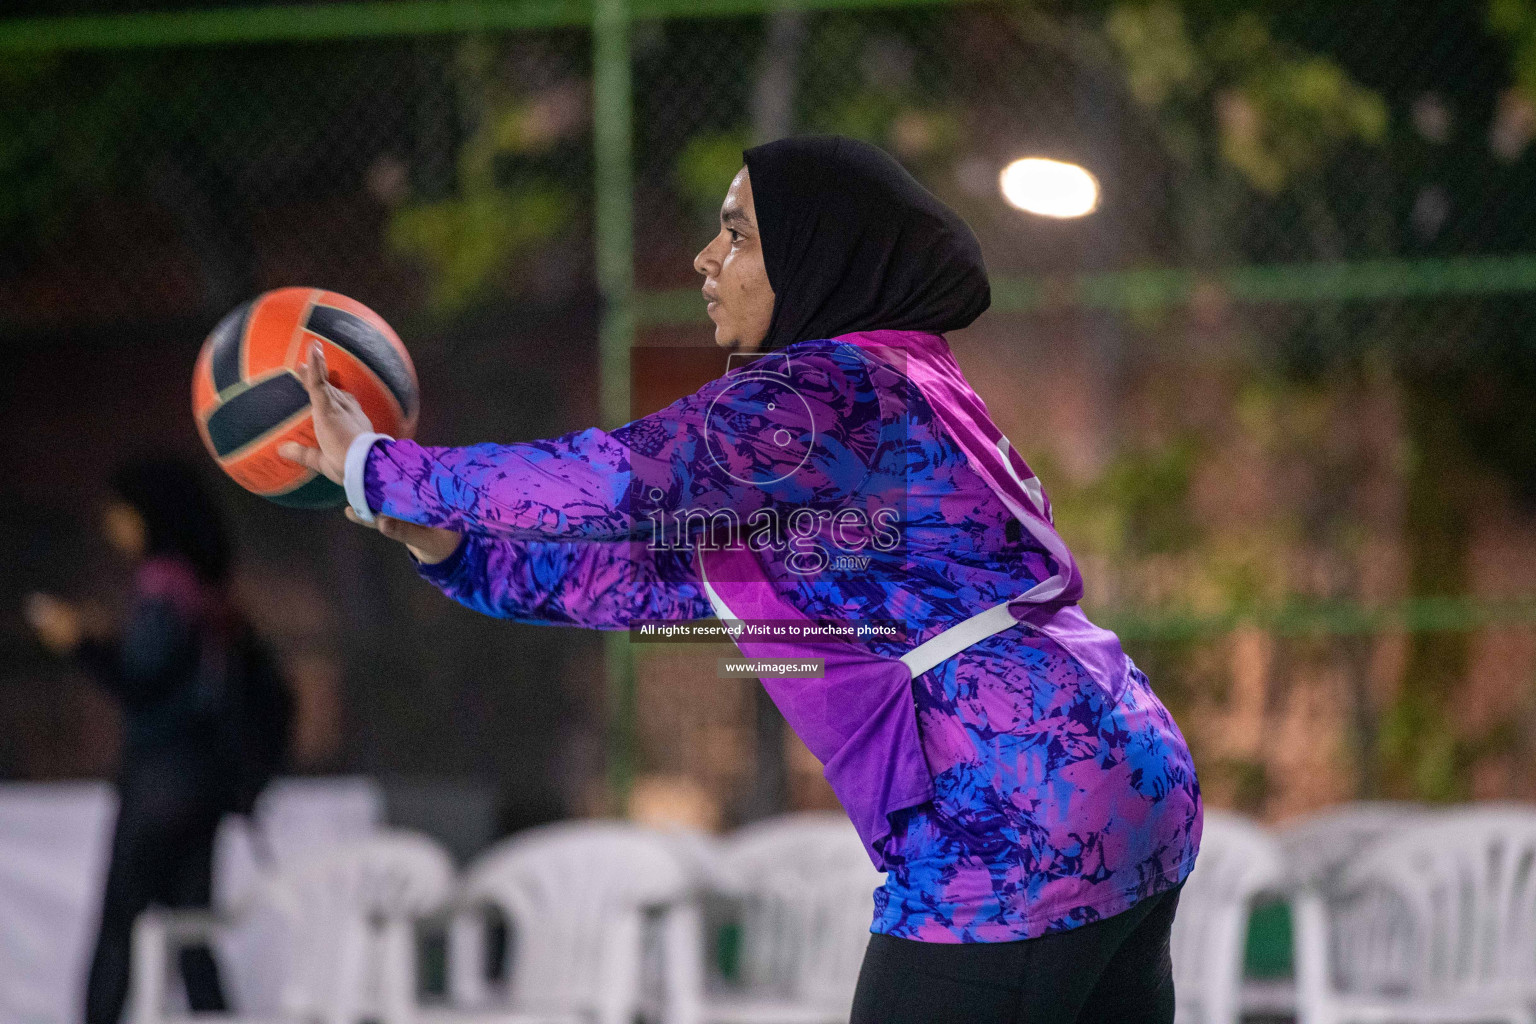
[{"x1": 711, "y1": 322, "x2": 765, "y2": 352}]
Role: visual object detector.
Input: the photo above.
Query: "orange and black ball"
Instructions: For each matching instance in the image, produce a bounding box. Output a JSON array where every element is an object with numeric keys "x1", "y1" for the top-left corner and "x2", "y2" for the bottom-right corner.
[{"x1": 192, "y1": 288, "x2": 418, "y2": 508}]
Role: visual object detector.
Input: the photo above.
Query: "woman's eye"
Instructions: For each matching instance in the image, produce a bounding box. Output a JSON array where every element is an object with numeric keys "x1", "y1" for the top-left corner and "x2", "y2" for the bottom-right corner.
[{"x1": 728, "y1": 228, "x2": 743, "y2": 243}]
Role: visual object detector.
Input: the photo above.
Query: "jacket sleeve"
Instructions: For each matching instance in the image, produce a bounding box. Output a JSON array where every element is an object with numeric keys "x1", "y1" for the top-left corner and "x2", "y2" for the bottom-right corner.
[
  {"x1": 360, "y1": 345, "x2": 884, "y2": 543},
  {"x1": 413, "y1": 534, "x2": 713, "y2": 627}
]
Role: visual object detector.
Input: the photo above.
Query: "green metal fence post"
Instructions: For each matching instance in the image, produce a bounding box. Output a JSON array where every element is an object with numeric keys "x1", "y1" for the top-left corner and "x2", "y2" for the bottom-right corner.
[{"x1": 593, "y1": 0, "x2": 637, "y2": 813}]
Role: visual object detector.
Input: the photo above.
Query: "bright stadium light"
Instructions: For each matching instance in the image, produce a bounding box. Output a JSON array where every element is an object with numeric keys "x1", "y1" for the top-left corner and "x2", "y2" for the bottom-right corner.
[{"x1": 999, "y1": 157, "x2": 1100, "y2": 218}]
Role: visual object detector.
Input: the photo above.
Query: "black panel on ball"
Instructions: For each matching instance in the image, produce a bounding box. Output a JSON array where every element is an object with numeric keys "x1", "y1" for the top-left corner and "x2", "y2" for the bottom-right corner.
[
  {"x1": 269, "y1": 472, "x2": 346, "y2": 509},
  {"x1": 204, "y1": 372, "x2": 310, "y2": 458},
  {"x1": 207, "y1": 299, "x2": 254, "y2": 394},
  {"x1": 305, "y1": 305, "x2": 417, "y2": 414}
]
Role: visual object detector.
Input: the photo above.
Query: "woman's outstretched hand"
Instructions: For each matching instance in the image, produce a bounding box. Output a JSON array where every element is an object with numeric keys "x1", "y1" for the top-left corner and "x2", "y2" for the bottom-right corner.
[
  {"x1": 277, "y1": 341, "x2": 374, "y2": 485},
  {"x1": 344, "y1": 507, "x2": 463, "y2": 565},
  {"x1": 24, "y1": 593, "x2": 82, "y2": 654},
  {"x1": 279, "y1": 339, "x2": 458, "y2": 563}
]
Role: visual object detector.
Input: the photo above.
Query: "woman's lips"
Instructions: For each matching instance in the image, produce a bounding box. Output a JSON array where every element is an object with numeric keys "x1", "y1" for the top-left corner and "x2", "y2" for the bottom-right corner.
[{"x1": 706, "y1": 300, "x2": 719, "y2": 316}]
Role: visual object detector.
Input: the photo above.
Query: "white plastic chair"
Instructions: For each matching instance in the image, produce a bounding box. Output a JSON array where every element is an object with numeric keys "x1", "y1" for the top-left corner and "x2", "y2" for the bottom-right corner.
[
  {"x1": 214, "y1": 776, "x2": 387, "y2": 1012},
  {"x1": 1222, "y1": 801, "x2": 1430, "y2": 1018},
  {"x1": 1280, "y1": 802, "x2": 1427, "y2": 891},
  {"x1": 677, "y1": 812, "x2": 883, "y2": 1024},
  {"x1": 441, "y1": 820, "x2": 698, "y2": 1024},
  {"x1": 130, "y1": 829, "x2": 454, "y2": 1024},
  {"x1": 1171, "y1": 810, "x2": 1286, "y2": 1024},
  {"x1": 1293, "y1": 806, "x2": 1536, "y2": 1024}
]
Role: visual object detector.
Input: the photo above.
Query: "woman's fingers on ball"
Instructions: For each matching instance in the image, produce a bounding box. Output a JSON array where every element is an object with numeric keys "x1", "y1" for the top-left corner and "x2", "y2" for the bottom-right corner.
[
  {"x1": 276, "y1": 441, "x2": 318, "y2": 468},
  {"x1": 308, "y1": 341, "x2": 326, "y2": 383},
  {"x1": 303, "y1": 343, "x2": 334, "y2": 406},
  {"x1": 301, "y1": 343, "x2": 368, "y2": 420}
]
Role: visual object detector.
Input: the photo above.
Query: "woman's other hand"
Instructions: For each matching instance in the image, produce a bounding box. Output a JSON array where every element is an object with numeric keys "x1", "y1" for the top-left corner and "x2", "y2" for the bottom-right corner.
[
  {"x1": 276, "y1": 341, "x2": 374, "y2": 484},
  {"x1": 344, "y1": 508, "x2": 462, "y2": 565},
  {"x1": 25, "y1": 593, "x2": 83, "y2": 654}
]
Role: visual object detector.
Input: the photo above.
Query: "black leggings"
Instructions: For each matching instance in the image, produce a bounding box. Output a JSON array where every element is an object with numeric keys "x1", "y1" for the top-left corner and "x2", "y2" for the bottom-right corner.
[{"x1": 850, "y1": 885, "x2": 1181, "y2": 1024}]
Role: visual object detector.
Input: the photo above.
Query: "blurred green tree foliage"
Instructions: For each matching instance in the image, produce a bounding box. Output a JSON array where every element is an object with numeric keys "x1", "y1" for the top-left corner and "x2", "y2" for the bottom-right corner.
[
  {"x1": 387, "y1": 37, "x2": 585, "y2": 311},
  {"x1": 649, "y1": 0, "x2": 1536, "y2": 805},
  {"x1": 5, "y1": 0, "x2": 1536, "y2": 809},
  {"x1": 1095, "y1": 0, "x2": 1536, "y2": 803}
]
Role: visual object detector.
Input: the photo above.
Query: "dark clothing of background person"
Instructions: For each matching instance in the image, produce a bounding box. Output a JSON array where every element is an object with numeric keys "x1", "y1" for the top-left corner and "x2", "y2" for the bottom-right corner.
[
  {"x1": 78, "y1": 554, "x2": 234, "y2": 1024},
  {"x1": 32, "y1": 457, "x2": 293, "y2": 1024}
]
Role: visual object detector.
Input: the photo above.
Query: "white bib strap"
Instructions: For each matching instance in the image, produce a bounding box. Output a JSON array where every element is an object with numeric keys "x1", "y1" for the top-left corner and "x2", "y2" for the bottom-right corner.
[
  {"x1": 998, "y1": 436, "x2": 1050, "y2": 523},
  {"x1": 702, "y1": 549, "x2": 1029, "y2": 681},
  {"x1": 900, "y1": 600, "x2": 1021, "y2": 679},
  {"x1": 696, "y1": 555, "x2": 740, "y2": 626}
]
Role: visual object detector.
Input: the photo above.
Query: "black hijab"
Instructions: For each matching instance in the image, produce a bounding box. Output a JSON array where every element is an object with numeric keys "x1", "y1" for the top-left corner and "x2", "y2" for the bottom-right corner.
[
  {"x1": 110, "y1": 458, "x2": 231, "y2": 584},
  {"x1": 743, "y1": 136, "x2": 990, "y2": 352}
]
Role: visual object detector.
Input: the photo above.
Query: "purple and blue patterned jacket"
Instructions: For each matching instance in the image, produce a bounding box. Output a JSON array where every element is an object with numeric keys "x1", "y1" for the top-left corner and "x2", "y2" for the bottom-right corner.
[{"x1": 362, "y1": 333, "x2": 1201, "y2": 943}]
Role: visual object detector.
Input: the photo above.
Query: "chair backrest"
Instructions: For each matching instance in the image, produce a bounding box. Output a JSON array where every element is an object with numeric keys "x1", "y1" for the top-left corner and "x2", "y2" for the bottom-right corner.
[
  {"x1": 1170, "y1": 810, "x2": 1284, "y2": 1024},
  {"x1": 1278, "y1": 801, "x2": 1425, "y2": 889},
  {"x1": 214, "y1": 776, "x2": 387, "y2": 1012},
  {"x1": 456, "y1": 820, "x2": 695, "y2": 1017},
  {"x1": 718, "y1": 812, "x2": 884, "y2": 1013},
  {"x1": 256, "y1": 829, "x2": 454, "y2": 1024},
  {"x1": 1336, "y1": 805, "x2": 1536, "y2": 1001}
]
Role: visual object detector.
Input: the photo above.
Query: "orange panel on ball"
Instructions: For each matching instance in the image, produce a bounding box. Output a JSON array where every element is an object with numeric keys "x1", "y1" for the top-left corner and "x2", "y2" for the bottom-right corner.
[
  {"x1": 244, "y1": 287, "x2": 318, "y2": 378},
  {"x1": 191, "y1": 340, "x2": 219, "y2": 420},
  {"x1": 218, "y1": 413, "x2": 318, "y2": 495}
]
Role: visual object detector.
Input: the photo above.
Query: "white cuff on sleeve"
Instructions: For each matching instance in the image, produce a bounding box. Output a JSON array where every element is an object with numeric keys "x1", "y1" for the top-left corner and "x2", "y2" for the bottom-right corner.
[{"x1": 344, "y1": 431, "x2": 392, "y2": 524}]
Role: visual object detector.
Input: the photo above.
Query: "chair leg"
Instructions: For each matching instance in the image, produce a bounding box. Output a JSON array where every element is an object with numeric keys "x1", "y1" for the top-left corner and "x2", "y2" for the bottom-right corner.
[
  {"x1": 597, "y1": 912, "x2": 644, "y2": 1024},
  {"x1": 325, "y1": 916, "x2": 371, "y2": 1024},
  {"x1": 1291, "y1": 891, "x2": 1336, "y2": 1024},
  {"x1": 660, "y1": 902, "x2": 704, "y2": 1024},
  {"x1": 448, "y1": 909, "x2": 492, "y2": 1008},
  {"x1": 1204, "y1": 913, "x2": 1246, "y2": 1024},
  {"x1": 380, "y1": 918, "x2": 417, "y2": 1024},
  {"x1": 130, "y1": 911, "x2": 169, "y2": 1024}
]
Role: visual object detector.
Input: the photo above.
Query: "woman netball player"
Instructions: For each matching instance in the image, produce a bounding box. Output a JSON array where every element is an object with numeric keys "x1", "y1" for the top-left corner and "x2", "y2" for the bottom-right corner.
[{"x1": 282, "y1": 135, "x2": 1201, "y2": 1024}]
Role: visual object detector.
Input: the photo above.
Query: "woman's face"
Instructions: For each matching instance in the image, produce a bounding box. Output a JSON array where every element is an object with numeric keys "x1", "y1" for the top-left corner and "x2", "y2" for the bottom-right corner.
[
  {"x1": 102, "y1": 501, "x2": 147, "y2": 561},
  {"x1": 694, "y1": 167, "x2": 776, "y2": 352}
]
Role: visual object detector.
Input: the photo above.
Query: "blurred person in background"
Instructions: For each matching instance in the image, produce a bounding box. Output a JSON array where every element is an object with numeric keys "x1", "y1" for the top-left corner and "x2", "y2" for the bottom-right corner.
[
  {"x1": 25, "y1": 459, "x2": 291, "y2": 1024},
  {"x1": 283, "y1": 136, "x2": 1200, "y2": 1024}
]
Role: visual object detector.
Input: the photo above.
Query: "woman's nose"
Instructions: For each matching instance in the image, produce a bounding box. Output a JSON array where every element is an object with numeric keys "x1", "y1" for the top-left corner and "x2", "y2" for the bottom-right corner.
[{"x1": 694, "y1": 235, "x2": 722, "y2": 275}]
